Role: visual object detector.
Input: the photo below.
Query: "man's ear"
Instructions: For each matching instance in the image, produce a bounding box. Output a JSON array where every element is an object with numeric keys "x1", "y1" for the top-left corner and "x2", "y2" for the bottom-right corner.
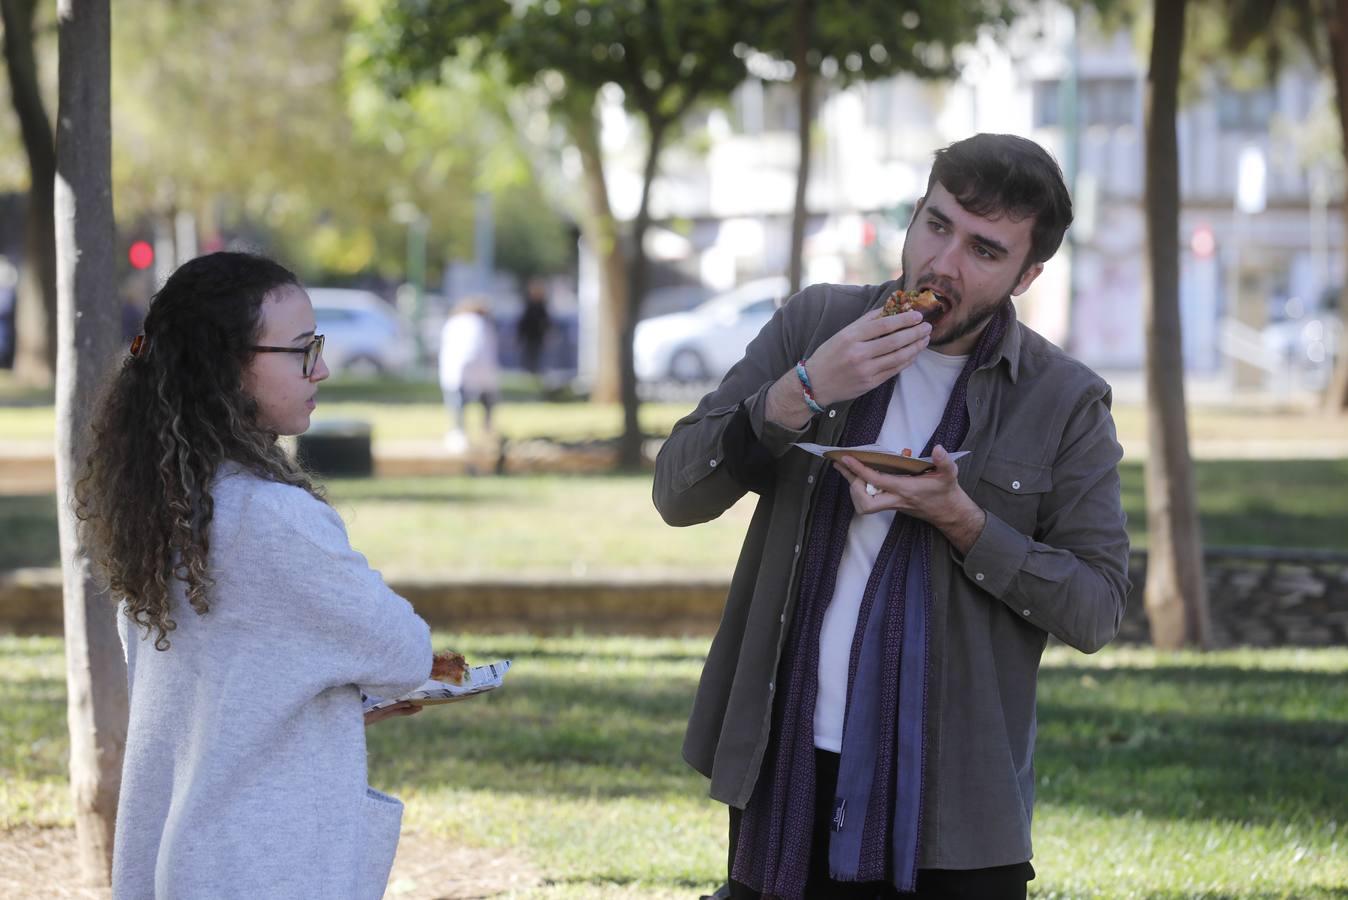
[{"x1": 1011, "y1": 261, "x2": 1044, "y2": 297}]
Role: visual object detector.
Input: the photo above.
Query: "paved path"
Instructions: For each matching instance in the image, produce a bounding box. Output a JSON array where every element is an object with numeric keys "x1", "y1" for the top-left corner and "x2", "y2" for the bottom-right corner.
[{"x1": 0, "y1": 825, "x2": 537, "y2": 899}]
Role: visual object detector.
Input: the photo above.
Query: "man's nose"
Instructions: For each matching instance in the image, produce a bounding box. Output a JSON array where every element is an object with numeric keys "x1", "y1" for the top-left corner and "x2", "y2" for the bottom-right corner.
[
  {"x1": 311, "y1": 356, "x2": 330, "y2": 382},
  {"x1": 930, "y1": 237, "x2": 962, "y2": 280}
]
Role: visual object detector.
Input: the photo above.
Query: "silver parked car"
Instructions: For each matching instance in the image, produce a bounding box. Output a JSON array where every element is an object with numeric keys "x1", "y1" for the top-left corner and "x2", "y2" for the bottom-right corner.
[
  {"x1": 634, "y1": 277, "x2": 789, "y2": 383},
  {"x1": 307, "y1": 287, "x2": 415, "y2": 376}
]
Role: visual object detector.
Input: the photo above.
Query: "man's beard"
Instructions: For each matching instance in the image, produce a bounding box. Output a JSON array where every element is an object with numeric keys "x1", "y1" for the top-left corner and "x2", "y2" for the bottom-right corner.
[{"x1": 931, "y1": 296, "x2": 1012, "y2": 349}]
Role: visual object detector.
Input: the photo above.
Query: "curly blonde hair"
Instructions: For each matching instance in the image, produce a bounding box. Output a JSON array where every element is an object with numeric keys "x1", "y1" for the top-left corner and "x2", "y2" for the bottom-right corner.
[{"x1": 76, "y1": 252, "x2": 323, "y2": 650}]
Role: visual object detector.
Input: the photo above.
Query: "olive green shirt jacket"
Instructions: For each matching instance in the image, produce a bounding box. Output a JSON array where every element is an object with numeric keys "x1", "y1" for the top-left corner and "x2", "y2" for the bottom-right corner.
[{"x1": 653, "y1": 280, "x2": 1130, "y2": 870}]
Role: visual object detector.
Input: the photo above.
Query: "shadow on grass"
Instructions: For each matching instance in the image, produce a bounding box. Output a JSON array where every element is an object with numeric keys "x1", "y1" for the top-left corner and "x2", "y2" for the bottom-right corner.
[
  {"x1": 6, "y1": 640, "x2": 1344, "y2": 832},
  {"x1": 1118, "y1": 459, "x2": 1348, "y2": 551},
  {"x1": 0, "y1": 494, "x2": 58, "y2": 570},
  {"x1": 1047, "y1": 890, "x2": 1348, "y2": 900},
  {"x1": 367, "y1": 672, "x2": 700, "y2": 797},
  {"x1": 462, "y1": 646, "x2": 706, "y2": 665},
  {"x1": 366, "y1": 662, "x2": 1348, "y2": 812},
  {"x1": 1038, "y1": 664, "x2": 1347, "y2": 826}
]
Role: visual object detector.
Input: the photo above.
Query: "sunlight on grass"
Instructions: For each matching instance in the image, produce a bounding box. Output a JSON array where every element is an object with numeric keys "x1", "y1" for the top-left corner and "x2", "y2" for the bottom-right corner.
[
  {"x1": 3, "y1": 459, "x2": 1346, "y2": 577},
  {"x1": 5, "y1": 396, "x2": 1348, "y2": 447},
  {"x1": 326, "y1": 474, "x2": 756, "y2": 577},
  {"x1": 3, "y1": 636, "x2": 1343, "y2": 897}
]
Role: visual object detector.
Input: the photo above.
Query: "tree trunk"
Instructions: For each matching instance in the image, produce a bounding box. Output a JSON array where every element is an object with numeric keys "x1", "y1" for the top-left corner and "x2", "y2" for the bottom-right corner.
[
  {"x1": 1324, "y1": 0, "x2": 1348, "y2": 413},
  {"x1": 563, "y1": 94, "x2": 628, "y2": 405},
  {"x1": 618, "y1": 118, "x2": 668, "y2": 470},
  {"x1": 1, "y1": 0, "x2": 59, "y2": 386},
  {"x1": 787, "y1": 0, "x2": 814, "y2": 297},
  {"x1": 54, "y1": 0, "x2": 127, "y2": 884},
  {"x1": 1142, "y1": 0, "x2": 1210, "y2": 650}
]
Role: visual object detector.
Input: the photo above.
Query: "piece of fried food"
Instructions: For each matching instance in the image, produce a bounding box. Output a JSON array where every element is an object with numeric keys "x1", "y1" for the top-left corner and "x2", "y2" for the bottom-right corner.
[
  {"x1": 431, "y1": 650, "x2": 468, "y2": 684},
  {"x1": 881, "y1": 288, "x2": 944, "y2": 323}
]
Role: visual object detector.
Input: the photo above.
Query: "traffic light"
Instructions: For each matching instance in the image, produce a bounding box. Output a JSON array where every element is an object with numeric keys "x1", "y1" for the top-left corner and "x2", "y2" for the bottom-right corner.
[{"x1": 128, "y1": 240, "x2": 154, "y2": 270}]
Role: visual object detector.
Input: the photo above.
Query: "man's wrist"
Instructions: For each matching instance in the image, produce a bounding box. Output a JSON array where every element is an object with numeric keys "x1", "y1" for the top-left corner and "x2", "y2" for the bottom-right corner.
[
  {"x1": 766, "y1": 370, "x2": 815, "y2": 430},
  {"x1": 938, "y1": 493, "x2": 987, "y2": 555}
]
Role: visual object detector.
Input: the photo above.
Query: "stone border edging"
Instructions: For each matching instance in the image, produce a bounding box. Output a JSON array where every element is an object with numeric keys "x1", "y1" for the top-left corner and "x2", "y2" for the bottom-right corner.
[{"x1": 3, "y1": 547, "x2": 1346, "y2": 646}]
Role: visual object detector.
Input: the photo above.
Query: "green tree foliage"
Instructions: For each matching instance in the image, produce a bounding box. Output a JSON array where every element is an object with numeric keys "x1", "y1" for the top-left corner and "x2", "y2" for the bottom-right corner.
[
  {"x1": 363, "y1": 0, "x2": 766, "y2": 466},
  {"x1": 2, "y1": 1, "x2": 569, "y2": 289},
  {"x1": 753, "y1": 0, "x2": 1012, "y2": 84},
  {"x1": 110, "y1": 0, "x2": 471, "y2": 281},
  {"x1": 744, "y1": 0, "x2": 1014, "y2": 293}
]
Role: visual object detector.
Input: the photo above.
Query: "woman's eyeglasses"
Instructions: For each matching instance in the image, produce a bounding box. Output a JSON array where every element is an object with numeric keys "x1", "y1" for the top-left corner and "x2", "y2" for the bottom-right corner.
[{"x1": 251, "y1": 334, "x2": 325, "y2": 377}]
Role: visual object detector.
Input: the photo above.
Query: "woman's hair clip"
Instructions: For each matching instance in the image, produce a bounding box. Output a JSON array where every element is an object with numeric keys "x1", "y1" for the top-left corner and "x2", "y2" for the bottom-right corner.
[{"x1": 129, "y1": 334, "x2": 148, "y2": 357}]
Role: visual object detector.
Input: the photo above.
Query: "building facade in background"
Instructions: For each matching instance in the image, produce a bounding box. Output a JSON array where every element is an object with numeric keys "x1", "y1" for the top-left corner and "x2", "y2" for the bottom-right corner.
[{"x1": 583, "y1": 2, "x2": 1342, "y2": 393}]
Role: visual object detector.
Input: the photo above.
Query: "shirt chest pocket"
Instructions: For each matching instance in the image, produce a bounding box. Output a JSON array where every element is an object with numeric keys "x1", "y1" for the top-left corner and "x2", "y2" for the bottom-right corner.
[{"x1": 973, "y1": 454, "x2": 1053, "y2": 537}]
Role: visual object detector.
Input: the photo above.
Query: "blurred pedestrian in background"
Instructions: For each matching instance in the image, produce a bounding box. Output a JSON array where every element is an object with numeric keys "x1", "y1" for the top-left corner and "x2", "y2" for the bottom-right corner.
[
  {"x1": 517, "y1": 277, "x2": 553, "y2": 385},
  {"x1": 438, "y1": 296, "x2": 500, "y2": 453}
]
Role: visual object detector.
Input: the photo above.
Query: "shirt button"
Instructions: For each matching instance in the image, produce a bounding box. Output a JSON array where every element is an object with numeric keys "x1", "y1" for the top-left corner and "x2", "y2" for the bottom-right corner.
[
  {"x1": 794, "y1": 544, "x2": 801, "y2": 554},
  {"x1": 768, "y1": 681, "x2": 774, "y2": 692},
  {"x1": 780, "y1": 613, "x2": 786, "y2": 623},
  {"x1": 828, "y1": 410, "x2": 836, "y2": 418},
  {"x1": 975, "y1": 572, "x2": 985, "y2": 582},
  {"x1": 807, "y1": 475, "x2": 815, "y2": 484},
  {"x1": 1022, "y1": 609, "x2": 1032, "y2": 617},
  {"x1": 709, "y1": 459, "x2": 718, "y2": 468},
  {"x1": 1011, "y1": 480, "x2": 1021, "y2": 490}
]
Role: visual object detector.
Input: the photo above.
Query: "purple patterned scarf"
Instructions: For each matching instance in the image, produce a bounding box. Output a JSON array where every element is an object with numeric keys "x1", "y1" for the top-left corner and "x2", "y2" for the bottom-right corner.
[{"x1": 732, "y1": 304, "x2": 1010, "y2": 898}]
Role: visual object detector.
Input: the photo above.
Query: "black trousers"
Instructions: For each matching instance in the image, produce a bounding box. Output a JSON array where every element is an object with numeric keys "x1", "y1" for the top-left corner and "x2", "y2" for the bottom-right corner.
[{"x1": 728, "y1": 749, "x2": 1034, "y2": 900}]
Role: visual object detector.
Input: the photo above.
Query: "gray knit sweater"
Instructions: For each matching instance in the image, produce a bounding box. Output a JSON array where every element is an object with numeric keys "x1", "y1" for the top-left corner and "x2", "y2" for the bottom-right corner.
[{"x1": 112, "y1": 467, "x2": 432, "y2": 899}]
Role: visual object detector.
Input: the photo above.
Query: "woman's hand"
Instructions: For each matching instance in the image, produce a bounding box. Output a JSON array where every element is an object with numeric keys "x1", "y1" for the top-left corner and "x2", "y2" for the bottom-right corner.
[{"x1": 363, "y1": 700, "x2": 423, "y2": 727}]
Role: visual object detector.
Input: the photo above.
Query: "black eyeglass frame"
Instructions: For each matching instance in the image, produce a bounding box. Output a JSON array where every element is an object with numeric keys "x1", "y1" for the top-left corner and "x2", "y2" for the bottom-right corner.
[{"x1": 250, "y1": 334, "x2": 325, "y2": 377}]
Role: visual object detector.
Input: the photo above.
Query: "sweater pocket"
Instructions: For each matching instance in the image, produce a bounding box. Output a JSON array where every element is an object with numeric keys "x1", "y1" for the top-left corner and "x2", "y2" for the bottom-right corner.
[{"x1": 355, "y1": 786, "x2": 405, "y2": 900}]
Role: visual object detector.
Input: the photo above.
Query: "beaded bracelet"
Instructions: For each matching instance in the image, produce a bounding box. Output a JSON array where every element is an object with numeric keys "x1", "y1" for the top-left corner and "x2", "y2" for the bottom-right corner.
[{"x1": 796, "y1": 360, "x2": 825, "y2": 415}]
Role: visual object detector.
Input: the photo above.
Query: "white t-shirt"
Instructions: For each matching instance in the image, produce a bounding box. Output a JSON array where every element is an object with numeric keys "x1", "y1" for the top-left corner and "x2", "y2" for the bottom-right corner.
[{"x1": 813, "y1": 347, "x2": 968, "y2": 752}]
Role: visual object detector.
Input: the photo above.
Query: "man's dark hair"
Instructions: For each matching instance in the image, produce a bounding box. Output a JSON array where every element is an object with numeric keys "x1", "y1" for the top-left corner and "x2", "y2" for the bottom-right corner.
[{"x1": 925, "y1": 133, "x2": 1074, "y2": 268}]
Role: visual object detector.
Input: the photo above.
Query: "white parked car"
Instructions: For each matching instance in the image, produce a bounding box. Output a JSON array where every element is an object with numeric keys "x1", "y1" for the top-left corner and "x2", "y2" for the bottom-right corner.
[
  {"x1": 635, "y1": 277, "x2": 789, "y2": 383},
  {"x1": 307, "y1": 287, "x2": 415, "y2": 376}
]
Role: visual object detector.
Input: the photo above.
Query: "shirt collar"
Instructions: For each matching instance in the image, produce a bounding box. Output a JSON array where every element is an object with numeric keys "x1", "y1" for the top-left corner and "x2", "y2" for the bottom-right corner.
[{"x1": 986, "y1": 299, "x2": 1022, "y2": 384}]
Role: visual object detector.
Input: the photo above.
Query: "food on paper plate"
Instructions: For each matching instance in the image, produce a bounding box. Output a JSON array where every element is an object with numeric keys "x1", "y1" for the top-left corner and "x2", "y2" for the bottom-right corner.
[
  {"x1": 900, "y1": 448, "x2": 913, "y2": 457},
  {"x1": 431, "y1": 650, "x2": 468, "y2": 684},
  {"x1": 881, "y1": 288, "x2": 945, "y2": 323}
]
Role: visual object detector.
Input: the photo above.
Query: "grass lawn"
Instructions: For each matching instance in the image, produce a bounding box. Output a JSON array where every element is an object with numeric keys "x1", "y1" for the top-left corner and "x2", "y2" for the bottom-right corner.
[
  {"x1": 0, "y1": 399, "x2": 694, "y2": 445},
  {"x1": 3, "y1": 459, "x2": 1346, "y2": 574},
  {"x1": 0, "y1": 635, "x2": 1344, "y2": 898},
  {"x1": 0, "y1": 373, "x2": 693, "y2": 443},
  {"x1": 4, "y1": 371, "x2": 1348, "y2": 445}
]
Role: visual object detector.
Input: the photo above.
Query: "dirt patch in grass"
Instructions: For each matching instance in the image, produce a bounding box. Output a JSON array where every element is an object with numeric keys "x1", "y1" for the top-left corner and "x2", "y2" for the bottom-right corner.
[{"x1": 0, "y1": 825, "x2": 538, "y2": 899}]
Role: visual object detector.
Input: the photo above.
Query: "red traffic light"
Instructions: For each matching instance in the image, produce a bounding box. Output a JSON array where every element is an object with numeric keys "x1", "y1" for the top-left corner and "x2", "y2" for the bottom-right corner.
[{"x1": 128, "y1": 240, "x2": 154, "y2": 270}]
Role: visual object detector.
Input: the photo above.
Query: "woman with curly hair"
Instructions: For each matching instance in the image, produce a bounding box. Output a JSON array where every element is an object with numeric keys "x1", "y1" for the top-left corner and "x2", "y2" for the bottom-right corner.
[{"x1": 77, "y1": 251, "x2": 443, "y2": 899}]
